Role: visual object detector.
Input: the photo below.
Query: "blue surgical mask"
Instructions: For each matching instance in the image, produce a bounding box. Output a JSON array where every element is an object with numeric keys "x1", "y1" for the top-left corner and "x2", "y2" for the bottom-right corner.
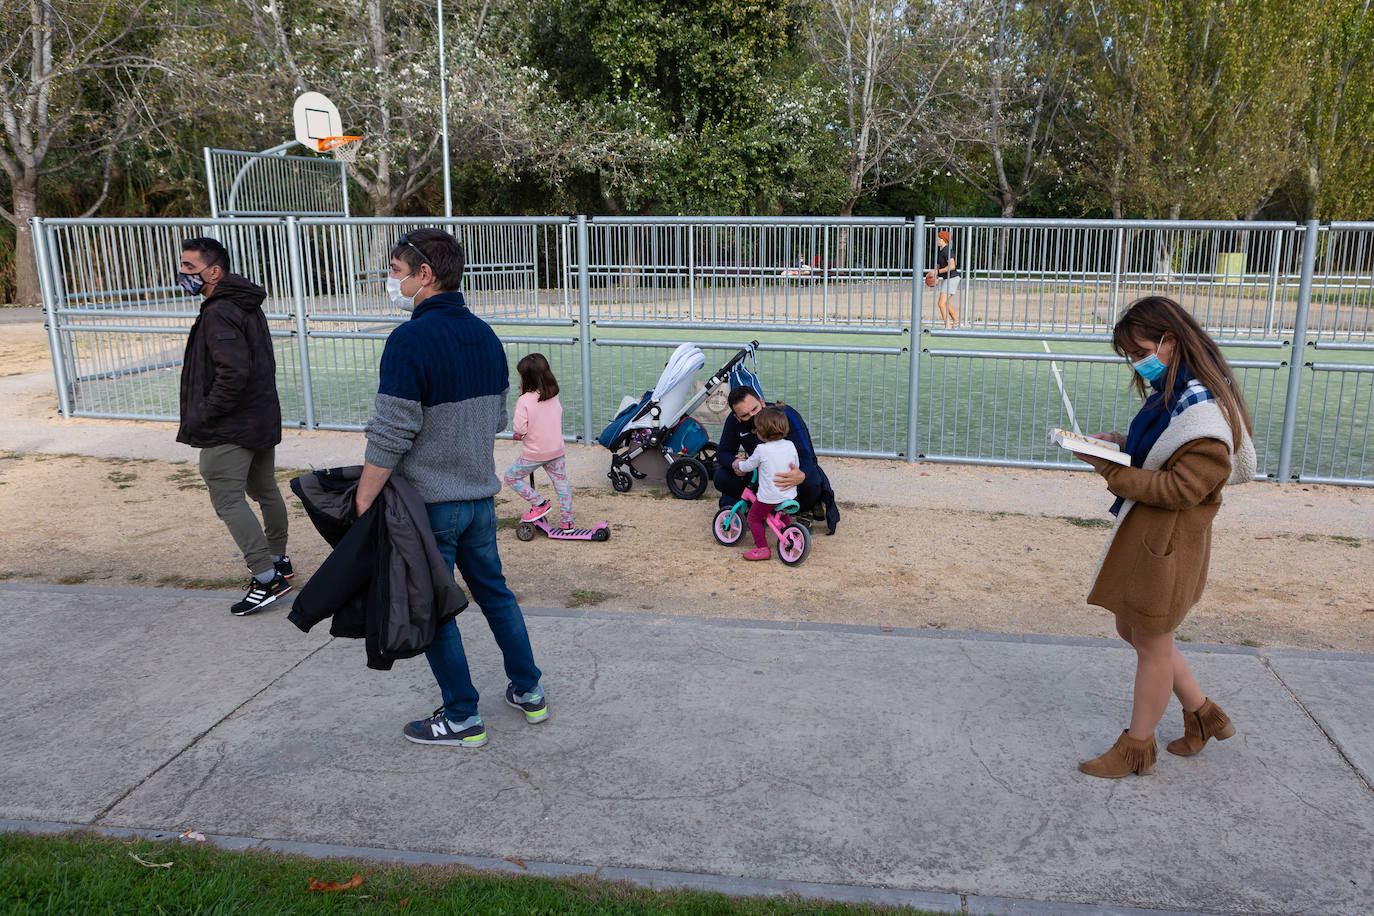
[
  {"x1": 1131, "y1": 336, "x2": 1168, "y2": 382},
  {"x1": 178, "y1": 270, "x2": 207, "y2": 295}
]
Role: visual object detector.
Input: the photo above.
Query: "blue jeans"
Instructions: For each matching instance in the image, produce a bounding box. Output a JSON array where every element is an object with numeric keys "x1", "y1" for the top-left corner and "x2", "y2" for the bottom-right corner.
[{"x1": 424, "y1": 498, "x2": 541, "y2": 720}]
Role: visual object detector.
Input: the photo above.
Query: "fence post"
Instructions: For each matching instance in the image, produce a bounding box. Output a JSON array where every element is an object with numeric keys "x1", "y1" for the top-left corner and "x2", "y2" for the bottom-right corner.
[
  {"x1": 30, "y1": 218, "x2": 73, "y2": 418},
  {"x1": 204, "y1": 148, "x2": 220, "y2": 219},
  {"x1": 576, "y1": 215, "x2": 594, "y2": 442},
  {"x1": 1276, "y1": 218, "x2": 1319, "y2": 482},
  {"x1": 1109, "y1": 226, "x2": 1124, "y2": 322},
  {"x1": 1264, "y1": 229, "x2": 1283, "y2": 335},
  {"x1": 687, "y1": 227, "x2": 696, "y2": 320},
  {"x1": 284, "y1": 216, "x2": 317, "y2": 430},
  {"x1": 906, "y1": 216, "x2": 925, "y2": 463}
]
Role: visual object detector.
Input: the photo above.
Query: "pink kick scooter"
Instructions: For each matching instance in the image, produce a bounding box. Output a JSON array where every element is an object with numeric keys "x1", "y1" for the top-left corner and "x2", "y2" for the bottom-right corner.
[{"x1": 514, "y1": 473, "x2": 610, "y2": 542}]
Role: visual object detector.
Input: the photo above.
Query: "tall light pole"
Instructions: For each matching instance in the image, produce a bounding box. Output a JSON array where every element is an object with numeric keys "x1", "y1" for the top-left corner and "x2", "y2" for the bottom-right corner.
[{"x1": 437, "y1": 0, "x2": 453, "y2": 217}]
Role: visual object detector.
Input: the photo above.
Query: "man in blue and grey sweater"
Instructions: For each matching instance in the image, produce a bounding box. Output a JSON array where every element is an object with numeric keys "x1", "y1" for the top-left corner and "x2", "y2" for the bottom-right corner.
[{"x1": 355, "y1": 228, "x2": 547, "y2": 748}]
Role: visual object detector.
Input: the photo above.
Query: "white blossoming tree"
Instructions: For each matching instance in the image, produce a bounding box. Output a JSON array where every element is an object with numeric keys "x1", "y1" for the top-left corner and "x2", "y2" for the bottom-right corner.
[
  {"x1": 200, "y1": 0, "x2": 549, "y2": 215},
  {"x1": 0, "y1": 0, "x2": 174, "y2": 303}
]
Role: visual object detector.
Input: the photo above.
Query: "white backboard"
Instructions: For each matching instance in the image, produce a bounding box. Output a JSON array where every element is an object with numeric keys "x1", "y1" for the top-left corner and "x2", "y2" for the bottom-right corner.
[{"x1": 293, "y1": 92, "x2": 343, "y2": 151}]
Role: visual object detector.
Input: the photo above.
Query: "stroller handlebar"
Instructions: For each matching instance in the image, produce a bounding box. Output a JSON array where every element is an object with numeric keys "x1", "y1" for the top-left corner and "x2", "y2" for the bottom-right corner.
[{"x1": 717, "y1": 340, "x2": 760, "y2": 376}]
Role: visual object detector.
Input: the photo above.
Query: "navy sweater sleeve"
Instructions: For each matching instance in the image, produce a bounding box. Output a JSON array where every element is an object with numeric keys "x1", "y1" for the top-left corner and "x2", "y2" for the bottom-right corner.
[
  {"x1": 718, "y1": 415, "x2": 742, "y2": 460},
  {"x1": 783, "y1": 406, "x2": 821, "y2": 480}
]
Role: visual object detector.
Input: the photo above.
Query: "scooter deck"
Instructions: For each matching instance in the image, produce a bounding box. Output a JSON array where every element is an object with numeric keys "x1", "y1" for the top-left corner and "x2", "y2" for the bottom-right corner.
[
  {"x1": 543, "y1": 522, "x2": 609, "y2": 541},
  {"x1": 517, "y1": 519, "x2": 611, "y2": 542}
]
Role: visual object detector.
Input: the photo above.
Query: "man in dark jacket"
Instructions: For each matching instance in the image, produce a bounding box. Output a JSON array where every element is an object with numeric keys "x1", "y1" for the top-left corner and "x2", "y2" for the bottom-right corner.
[
  {"x1": 712, "y1": 386, "x2": 840, "y2": 535},
  {"x1": 353, "y1": 227, "x2": 546, "y2": 749},
  {"x1": 176, "y1": 237, "x2": 292, "y2": 616}
]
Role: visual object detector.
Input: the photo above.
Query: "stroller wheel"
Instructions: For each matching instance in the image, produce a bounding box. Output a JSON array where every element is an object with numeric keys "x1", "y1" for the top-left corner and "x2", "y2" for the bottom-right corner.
[
  {"x1": 610, "y1": 470, "x2": 633, "y2": 493},
  {"x1": 516, "y1": 522, "x2": 535, "y2": 542},
  {"x1": 712, "y1": 506, "x2": 744, "y2": 545},
  {"x1": 699, "y1": 442, "x2": 718, "y2": 474},
  {"x1": 777, "y1": 523, "x2": 811, "y2": 566},
  {"x1": 666, "y1": 456, "x2": 709, "y2": 500}
]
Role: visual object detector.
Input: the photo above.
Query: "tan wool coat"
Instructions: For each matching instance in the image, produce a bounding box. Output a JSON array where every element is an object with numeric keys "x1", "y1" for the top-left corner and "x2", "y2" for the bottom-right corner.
[{"x1": 1087, "y1": 398, "x2": 1256, "y2": 635}]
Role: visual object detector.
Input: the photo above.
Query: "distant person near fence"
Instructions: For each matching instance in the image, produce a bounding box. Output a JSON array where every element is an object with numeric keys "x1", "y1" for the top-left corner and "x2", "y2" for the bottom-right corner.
[
  {"x1": 929, "y1": 230, "x2": 960, "y2": 329},
  {"x1": 1075, "y1": 296, "x2": 1256, "y2": 779},
  {"x1": 174, "y1": 237, "x2": 293, "y2": 617}
]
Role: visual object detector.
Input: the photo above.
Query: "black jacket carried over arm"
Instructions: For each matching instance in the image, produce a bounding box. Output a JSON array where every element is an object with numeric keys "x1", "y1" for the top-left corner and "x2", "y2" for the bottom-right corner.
[
  {"x1": 288, "y1": 466, "x2": 468, "y2": 670},
  {"x1": 177, "y1": 273, "x2": 282, "y2": 450}
]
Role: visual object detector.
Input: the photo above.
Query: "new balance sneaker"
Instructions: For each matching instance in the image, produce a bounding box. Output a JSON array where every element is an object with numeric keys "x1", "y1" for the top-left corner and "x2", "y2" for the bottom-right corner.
[
  {"x1": 274, "y1": 555, "x2": 295, "y2": 579},
  {"x1": 505, "y1": 685, "x2": 548, "y2": 724},
  {"x1": 403, "y1": 709, "x2": 487, "y2": 747},
  {"x1": 521, "y1": 501, "x2": 552, "y2": 523},
  {"x1": 230, "y1": 573, "x2": 291, "y2": 616}
]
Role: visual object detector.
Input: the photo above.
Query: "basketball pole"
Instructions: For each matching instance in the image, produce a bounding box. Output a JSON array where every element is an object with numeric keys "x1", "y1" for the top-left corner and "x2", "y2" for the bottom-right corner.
[{"x1": 437, "y1": 0, "x2": 453, "y2": 218}]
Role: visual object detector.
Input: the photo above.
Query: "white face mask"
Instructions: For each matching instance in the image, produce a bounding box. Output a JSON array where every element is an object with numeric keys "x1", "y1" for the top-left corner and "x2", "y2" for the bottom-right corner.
[{"x1": 386, "y1": 275, "x2": 417, "y2": 312}]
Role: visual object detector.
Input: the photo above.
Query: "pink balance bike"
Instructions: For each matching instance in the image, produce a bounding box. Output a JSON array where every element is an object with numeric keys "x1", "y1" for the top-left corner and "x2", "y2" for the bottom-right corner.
[{"x1": 711, "y1": 479, "x2": 811, "y2": 566}]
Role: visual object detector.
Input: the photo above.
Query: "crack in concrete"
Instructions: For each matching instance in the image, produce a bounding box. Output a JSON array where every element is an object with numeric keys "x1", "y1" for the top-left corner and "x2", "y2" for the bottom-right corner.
[
  {"x1": 580, "y1": 778, "x2": 752, "y2": 803},
  {"x1": 170, "y1": 742, "x2": 227, "y2": 816},
  {"x1": 1260, "y1": 653, "x2": 1374, "y2": 798},
  {"x1": 1010, "y1": 812, "x2": 1051, "y2": 857},
  {"x1": 572, "y1": 627, "x2": 602, "y2": 693},
  {"x1": 91, "y1": 638, "x2": 337, "y2": 825},
  {"x1": 686, "y1": 632, "x2": 752, "y2": 664},
  {"x1": 967, "y1": 739, "x2": 1035, "y2": 801},
  {"x1": 1249, "y1": 754, "x2": 1362, "y2": 827}
]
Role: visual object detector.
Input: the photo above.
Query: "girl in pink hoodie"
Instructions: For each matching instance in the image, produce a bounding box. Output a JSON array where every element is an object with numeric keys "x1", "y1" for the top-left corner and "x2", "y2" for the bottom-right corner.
[{"x1": 502, "y1": 353, "x2": 575, "y2": 528}]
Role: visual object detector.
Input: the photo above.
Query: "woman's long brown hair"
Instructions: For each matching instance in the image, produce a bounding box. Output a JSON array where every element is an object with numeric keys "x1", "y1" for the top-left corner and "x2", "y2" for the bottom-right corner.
[{"x1": 1111, "y1": 296, "x2": 1253, "y2": 446}]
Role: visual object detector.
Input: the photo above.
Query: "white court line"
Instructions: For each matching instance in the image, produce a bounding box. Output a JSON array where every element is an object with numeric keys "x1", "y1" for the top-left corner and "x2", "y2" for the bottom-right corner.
[{"x1": 1043, "y1": 339, "x2": 1081, "y2": 435}]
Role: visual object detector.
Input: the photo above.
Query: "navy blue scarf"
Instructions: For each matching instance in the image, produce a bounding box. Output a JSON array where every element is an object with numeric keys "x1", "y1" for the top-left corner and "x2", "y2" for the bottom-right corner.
[{"x1": 1110, "y1": 363, "x2": 1195, "y2": 516}]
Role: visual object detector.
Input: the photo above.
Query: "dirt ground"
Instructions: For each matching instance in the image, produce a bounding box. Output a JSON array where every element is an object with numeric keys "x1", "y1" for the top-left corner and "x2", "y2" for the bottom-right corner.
[{"x1": 2, "y1": 316, "x2": 1371, "y2": 652}]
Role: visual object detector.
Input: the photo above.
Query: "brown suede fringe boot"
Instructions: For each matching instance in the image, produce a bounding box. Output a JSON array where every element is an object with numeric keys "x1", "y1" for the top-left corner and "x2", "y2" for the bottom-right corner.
[
  {"x1": 1079, "y1": 730, "x2": 1157, "y2": 778},
  {"x1": 1166, "y1": 698, "x2": 1236, "y2": 756}
]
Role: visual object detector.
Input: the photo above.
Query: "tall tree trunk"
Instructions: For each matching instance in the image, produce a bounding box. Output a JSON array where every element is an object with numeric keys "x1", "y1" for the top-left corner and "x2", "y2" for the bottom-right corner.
[
  {"x1": 836, "y1": 196, "x2": 857, "y2": 276},
  {"x1": 1110, "y1": 151, "x2": 1125, "y2": 220},
  {"x1": 11, "y1": 176, "x2": 41, "y2": 305},
  {"x1": 1305, "y1": 154, "x2": 1320, "y2": 221}
]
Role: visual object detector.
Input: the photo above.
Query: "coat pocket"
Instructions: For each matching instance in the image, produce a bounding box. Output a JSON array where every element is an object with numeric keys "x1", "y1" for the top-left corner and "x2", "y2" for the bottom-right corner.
[{"x1": 1121, "y1": 537, "x2": 1177, "y2": 620}]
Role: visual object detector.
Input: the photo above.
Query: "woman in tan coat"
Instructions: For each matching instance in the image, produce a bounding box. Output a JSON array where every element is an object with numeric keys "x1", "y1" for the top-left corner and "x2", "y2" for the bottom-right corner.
[{"x1": 1076, "y1": 296, "x2": 1256, "y2": 778}]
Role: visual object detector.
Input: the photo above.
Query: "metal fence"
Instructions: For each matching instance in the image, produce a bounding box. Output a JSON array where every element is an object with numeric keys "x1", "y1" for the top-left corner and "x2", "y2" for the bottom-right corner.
[
  {"x1": 29, "y1": 215, "x2": 1374, "y2": 486},
  {"x1": 204, "y1": 149, "x2": 350, "y2": 218}
]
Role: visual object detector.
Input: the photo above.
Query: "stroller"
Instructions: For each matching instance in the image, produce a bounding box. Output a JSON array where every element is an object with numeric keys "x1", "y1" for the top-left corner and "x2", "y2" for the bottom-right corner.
[{"x1": 598, "y1": 341, "x2": 760, "y2": 499}]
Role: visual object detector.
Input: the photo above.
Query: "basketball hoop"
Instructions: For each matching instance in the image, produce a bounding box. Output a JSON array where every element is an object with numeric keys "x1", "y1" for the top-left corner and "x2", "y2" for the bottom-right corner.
[{"x1": 318, "y1": 136, "x2": 362, "y2": 164}]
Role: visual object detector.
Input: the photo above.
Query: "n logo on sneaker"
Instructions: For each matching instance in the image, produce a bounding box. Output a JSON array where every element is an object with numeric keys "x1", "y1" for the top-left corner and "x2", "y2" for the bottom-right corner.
[{"x1": 430, "y1": 721, "x2": 449, "y2": 737}]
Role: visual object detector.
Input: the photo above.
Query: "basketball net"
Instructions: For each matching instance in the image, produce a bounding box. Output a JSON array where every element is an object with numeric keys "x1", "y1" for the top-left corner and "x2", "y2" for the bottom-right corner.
[{"x1": 317, "y1": 135, "x2": 362, "y2": 164}]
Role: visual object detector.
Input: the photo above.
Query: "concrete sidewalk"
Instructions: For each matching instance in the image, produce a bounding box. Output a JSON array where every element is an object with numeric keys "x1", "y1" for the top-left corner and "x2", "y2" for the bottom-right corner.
[{"x1": 2, "y1": 582, "x2": 1372, "y2": 915}]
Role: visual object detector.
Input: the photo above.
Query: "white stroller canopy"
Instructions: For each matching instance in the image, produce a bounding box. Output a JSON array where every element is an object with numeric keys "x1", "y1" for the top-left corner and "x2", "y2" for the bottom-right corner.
[
  {"x1": 624, "y1": 343, "x2": 706, "y2": 434},
  {"x1": 653, "y1": 344, "x2": 706, "y2": 401}
]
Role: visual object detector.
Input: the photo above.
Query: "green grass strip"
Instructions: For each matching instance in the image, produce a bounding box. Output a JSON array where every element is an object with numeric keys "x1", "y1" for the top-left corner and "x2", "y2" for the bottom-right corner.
[{"x1": 0, "y1": 832, "x2": 955, "y2": 915}]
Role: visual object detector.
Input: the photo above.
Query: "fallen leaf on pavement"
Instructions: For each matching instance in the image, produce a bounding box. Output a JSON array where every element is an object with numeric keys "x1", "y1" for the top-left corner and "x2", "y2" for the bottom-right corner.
[
  {"x1": 505, "y1": 857, "x2": 528, "y2": 870},
  {"x1": 308, "y1": 874, "x2": 364, "y2": 892}
]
